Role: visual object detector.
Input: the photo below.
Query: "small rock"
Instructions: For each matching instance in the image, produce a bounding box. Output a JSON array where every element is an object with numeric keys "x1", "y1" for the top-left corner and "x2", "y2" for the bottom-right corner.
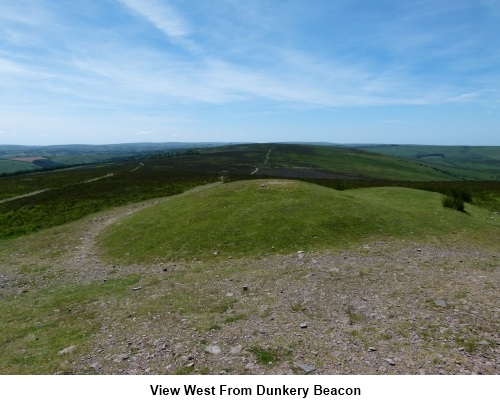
[
  {"x1": 368, "y1": 347, "x2": 377, "y2": 352},
  {"x1": 245, "y1": 362, "x2": 256, "y2": 370},
  {"x1": 205, "y1": 345, "x2": 221, "y2": 355},
  {"x1": 226, "y1": 293, "x2": 234, "y2": 297},
  {"x1": 58, "y1": 345, "x2": 76, "y2": 355},
  {"x1": 434, "y1": 299, "x2": 447, "y2": 307},
  {"x1": 115, "y1": 353, "x2": 130, "y2": 362},
  {"x1": 230, "y1": 344, "x2": 242, "y2": 354},
  {"x1": 477, "y1": 340, "x2": 489, "y2": 346},
  {"x1": 132, "y1": 287, "x2": 141, "y2": 291},
  {"x1": 294, "y1": 362, "x2": 316, "y2": 373},
  {"x1": 300, "y1": 323, "x2": 308, "y2": 329},
  {"x1": 385, "y1": 358, "x2": 396, "y2": 366}
]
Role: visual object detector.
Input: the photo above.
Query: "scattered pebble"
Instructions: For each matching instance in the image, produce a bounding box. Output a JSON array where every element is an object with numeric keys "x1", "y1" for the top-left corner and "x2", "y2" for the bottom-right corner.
[
  {"x1": 385, "y1": 358, "x2": 396, "y2": 366},
  {"x1": 230, "y1": 345, "x2": 242, "y2": 354},
  {"x1": 205, "y1": 345, "x2": 221, "y2": 355},
  {"x1": 294, "y1": 362, "x2": 316, "y2": 373},
  {"x1": 434, "y1": 299, "x2": 447, "y2": 307},
  {"x1": 58, "y1": 346, "x2": 76, "y2": 355}
]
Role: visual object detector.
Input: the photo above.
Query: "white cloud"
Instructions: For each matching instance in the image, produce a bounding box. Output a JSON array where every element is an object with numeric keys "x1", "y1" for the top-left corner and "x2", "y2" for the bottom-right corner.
[{"x1": 117, "y1": 0, "x2": 195, "y2": 50}]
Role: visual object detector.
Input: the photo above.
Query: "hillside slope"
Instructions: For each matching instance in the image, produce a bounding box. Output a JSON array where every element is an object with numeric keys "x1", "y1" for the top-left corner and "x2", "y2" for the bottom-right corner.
[
  {"x1": 354, "y1": 145, "x2": 500, "y2": 180},
  {"x1": 99, "y1": 180, "x2": 500, "y2": 263}
]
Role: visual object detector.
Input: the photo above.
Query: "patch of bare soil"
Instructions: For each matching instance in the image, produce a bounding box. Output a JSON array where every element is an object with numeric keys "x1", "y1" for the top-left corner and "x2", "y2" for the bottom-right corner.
[{"x1": 1, "y1": 198, "x2": 498, "y2": 375}]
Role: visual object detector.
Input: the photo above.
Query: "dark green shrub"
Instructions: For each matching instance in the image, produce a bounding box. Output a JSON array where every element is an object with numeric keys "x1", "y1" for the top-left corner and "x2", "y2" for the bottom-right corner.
[
  {"x1": 450, "y1": 189, "x2": 473, "y2": 203},
  {"x1": 442, "y1": 195, "x2": 465, "y2": 212}
]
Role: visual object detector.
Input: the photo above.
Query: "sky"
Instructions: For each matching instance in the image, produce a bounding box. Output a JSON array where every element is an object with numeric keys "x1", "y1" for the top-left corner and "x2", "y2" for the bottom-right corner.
[{"x1": 1, "y1": 0, "x2": 499, "y2": 146}]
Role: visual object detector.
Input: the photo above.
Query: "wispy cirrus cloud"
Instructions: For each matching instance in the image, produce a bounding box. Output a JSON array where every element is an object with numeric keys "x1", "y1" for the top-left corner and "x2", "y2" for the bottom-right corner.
[{"x1": 116, "y1": 0, "x2": 196, "y2": 51}]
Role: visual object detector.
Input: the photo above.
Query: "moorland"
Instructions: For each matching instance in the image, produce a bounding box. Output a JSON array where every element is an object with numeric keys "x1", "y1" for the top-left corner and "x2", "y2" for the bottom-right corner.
[{"x1": 0, "y1": 143, "x2": 498, "y2": 375}]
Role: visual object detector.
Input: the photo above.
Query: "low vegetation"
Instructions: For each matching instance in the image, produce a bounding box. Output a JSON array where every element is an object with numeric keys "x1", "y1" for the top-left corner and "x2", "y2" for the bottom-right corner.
[
  {"x1": 99, "y1": 180, "x2": 499, "y2": 263},
  {"x1": 442, "y1": 195, "x2": 465, "y2": 212}
]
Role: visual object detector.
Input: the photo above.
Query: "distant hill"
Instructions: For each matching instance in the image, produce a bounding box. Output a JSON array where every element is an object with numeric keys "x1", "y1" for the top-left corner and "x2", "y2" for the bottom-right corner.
[
  {"x1": 2, "y1": 141, "x2": 500, "y2": 180},
  {"x1": 167, "y1": 143, "x2": 460, "y2": 181},
  {"x1": 0, "y1": 142, "x2": 229, "y2": 174},
  {"x1": 352, "y1": 144, "x2": 500, "y2": 181}
]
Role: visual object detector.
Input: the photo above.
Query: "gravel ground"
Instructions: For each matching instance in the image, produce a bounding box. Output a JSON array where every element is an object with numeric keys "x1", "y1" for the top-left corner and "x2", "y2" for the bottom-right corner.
[{"x1": 1, "y1": 199, "x2": 499, "y2": 375}]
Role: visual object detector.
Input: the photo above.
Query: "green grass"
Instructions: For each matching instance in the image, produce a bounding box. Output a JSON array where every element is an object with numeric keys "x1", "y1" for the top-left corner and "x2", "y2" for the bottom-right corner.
[
  {"x1": 99, "y1": 180, "x2": 500, "y2": 263},
  {"x1": 224, "y1": 314, "x2": 248, "y2": 324},
  {"x1": 0, "y1": 275, "x2": 139, "y2": 374},
  {"x1": 249, "y1": 346, "x2": 282, "y2": 365},
  {"x1": 0, "y1": 160, "x2": 37, "y2": 174}
]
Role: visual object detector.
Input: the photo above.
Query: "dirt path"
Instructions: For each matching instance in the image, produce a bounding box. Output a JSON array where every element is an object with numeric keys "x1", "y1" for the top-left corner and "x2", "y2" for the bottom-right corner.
[
  {"x1": 77, "y1": 173, "x2": 114, "y2": 184},
  {"x1": 0, "y1": 173, "x2": 115, "y2": 205},
  {"x1": 130, "y1": 163, "x2": 144, "y2": 173},
  {"x1": 0, "y1": 189, "x2": 51, "y2": 204},
  {"x1": 251, "y1": 147, "x2": 274, "y2": 175},
  {"x1": 55, "y1": 181, "x2": 222, "y2": 283}
]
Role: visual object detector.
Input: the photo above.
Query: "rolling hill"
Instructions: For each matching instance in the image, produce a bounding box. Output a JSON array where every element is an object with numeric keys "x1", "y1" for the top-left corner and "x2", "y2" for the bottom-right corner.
[
  {"x1": 99, "y1": 179, "x2": 500, "y2": 263},
  {"x1": 354, "y1": 144, "x2": 500, "y2": 180}
]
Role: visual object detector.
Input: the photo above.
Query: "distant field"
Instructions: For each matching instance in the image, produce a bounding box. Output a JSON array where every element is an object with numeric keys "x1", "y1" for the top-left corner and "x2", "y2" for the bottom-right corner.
[
  {"x1": 0, "y1": 142, "x2": 228, "y2": 175},
  {"x1": 7, "y1": 156, "x2": 48, "y2": 163},
  {"x1": 355, "y1": 145, "x2": 500, "y2": 180},
  {"x1": 0, "y1": 159, "x2": 37, "y2": 174}
]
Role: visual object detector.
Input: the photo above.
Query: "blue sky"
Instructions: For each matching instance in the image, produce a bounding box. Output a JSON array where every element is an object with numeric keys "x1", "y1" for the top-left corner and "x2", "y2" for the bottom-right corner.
[{"x1": 1, "y1": 0, "x2": 499, "y2": 145}]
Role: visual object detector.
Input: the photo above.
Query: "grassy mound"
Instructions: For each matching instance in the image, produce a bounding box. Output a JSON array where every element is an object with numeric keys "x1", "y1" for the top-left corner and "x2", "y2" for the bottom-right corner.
[{"x1": 98, "y1": 180, "x2": 500, "y2": 262}]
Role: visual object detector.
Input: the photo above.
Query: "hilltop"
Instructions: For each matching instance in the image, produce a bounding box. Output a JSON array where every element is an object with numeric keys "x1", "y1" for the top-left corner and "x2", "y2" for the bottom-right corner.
[
  {"x1": 99, "y1": 180, "x2": 499, "y2": 262},
  {"x1": 0, "y1": 180, "x2": 498, "y2": 374}
]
